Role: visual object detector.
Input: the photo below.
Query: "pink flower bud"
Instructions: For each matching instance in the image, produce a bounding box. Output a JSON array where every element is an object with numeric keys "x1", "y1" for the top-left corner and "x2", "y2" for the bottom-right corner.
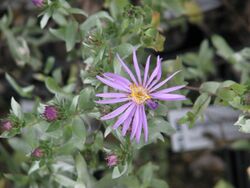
[
  {"x1": 105, "y1": 154, "x2": 118, "y2": 167},
  {"x1": 32, "y1": 148, "x2": 43, "y2": 158},
  {"x1": 43, "y1": 105, "x2": 58, "y2": 122},
  {"x1": 1, "y1": 120, "x2": 13, "y2": 131},
  {"x1": 32, "y1": 0, "x2": 44, "y2": 7}
]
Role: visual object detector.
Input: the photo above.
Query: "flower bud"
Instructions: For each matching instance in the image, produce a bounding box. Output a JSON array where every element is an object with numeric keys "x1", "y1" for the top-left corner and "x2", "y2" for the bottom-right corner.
[
  {"x1": 105, "y1": 154, "x2": 118, "y2": 167},
  {"x1": 32, "y1": 0, "x2": 44, "y2": 7},
  {"x1": 31, "y1": 148, "x2": 43, "y2": 158},
  {"x1": 146, "y1": 99, "x2": 159, "y2": 110},
  {"x1": 1, "y1": 120, "x2": 13, "y2": 131},
  {"x1": 43, "y1": 105, "x2": 58, "y2": 122}
]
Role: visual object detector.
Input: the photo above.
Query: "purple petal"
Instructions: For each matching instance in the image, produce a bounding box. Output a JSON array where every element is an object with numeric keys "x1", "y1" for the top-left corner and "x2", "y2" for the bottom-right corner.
[
  {"x1": 133, "y1": 49, "x2": 142, "y2": 84},
  {"x1": 97, "y1": 76, "x2": 129, "y2": 92},
  {"x1": 113, "y1": 104, "x2": 136, "y2": 129},
  {"x1": 103, "y1": 73, "x2": 131, "y2": 89},
  {"x1": 146, "y1": 56, "x2": 162, "y2": 89},
  {"x1": 151, "y1": 93, "x2": 186, "y2": 101},
  {"x1": 100, "y1": 102, "x2": 132, "y2": 120},
  {"x1": 122, "y1": 108, "x2": 136, "y2": 136},
  {"x1": 130, "y1": 105, "x2": 140, "y2": 140},
  {"x1": 149, "y1": 70, "x2": 181, "y2": 92},
  {"x1": 116, "y1": 54, "x2": 138, "y2": 85},
  {"x1": 152, "y1": 85, "x2": 186, "y2": 94},
  {"x1": 145, "y1": 56, "x2": 161, "y2": 88},
  {"x1": 96, "y1": 93, "x2": 128, "y2": 98},
  {"x1": 96, "y1": 98, "x2": 129, "y2": 104},
  {"x1": 135, "y1": 106, "x2": 143, "y2": 143},
  {"x1": 141, "y1": 105, "x2": 148, "y2": 142},
  {"x1": 156, "y1": 57, "x2": 162, "y2": 80},
  {"x1": 143, "y1": 55, "x2": 151, "y2": 87}
]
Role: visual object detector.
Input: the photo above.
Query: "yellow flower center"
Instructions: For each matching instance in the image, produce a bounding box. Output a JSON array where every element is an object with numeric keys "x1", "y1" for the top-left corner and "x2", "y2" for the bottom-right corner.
[{"x1": 129, "y1": 84, "x2": 151, "y2": 104}]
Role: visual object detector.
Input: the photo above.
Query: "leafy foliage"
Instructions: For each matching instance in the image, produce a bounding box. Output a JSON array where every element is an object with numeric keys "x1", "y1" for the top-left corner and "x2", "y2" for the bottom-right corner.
[{"x1": 0, "y1": 0, "x2": 249, "y2": 187}]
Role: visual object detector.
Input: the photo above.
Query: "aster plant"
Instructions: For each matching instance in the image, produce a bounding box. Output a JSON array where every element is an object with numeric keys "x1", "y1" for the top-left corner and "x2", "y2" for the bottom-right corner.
[
  {"x1": 1, "y1": 0, "x2": 249, "y2": 187},
  {"x1": 96, "y1": 49, "x2": 186, "y2": 143}
]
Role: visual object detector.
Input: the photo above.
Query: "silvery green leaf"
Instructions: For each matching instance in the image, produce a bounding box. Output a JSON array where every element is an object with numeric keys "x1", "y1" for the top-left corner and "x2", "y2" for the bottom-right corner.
[{"x1": 11, "y1": 97, "x2": 23, "y2": 119}]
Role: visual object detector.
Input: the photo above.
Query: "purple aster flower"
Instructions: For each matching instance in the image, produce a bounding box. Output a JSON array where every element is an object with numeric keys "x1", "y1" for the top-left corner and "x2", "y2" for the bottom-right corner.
[
  {"x1": 96, "y1": 49, "x2": 186, "y2": 143},
  {"x1": 43, "y1": 105, "x2": 58, "y2": 122},
  {"x1": 1, "y1": 120, "x2": 13, "y2": 131},
  {"x1": 32, "y1": 0, "x2": 44, "y2": 7},
  {"x1": 31, "y1": 147, "x2": 43, "y2": 158},
  {"x1": 105, "y1": 154, "x2": 118, "y2": 167}
]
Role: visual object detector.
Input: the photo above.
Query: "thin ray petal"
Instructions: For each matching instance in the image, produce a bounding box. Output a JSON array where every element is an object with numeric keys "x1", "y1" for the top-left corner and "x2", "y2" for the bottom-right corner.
[
  {"x1": 141, "y1": 105, "x2": 148, "y2": 142},
  {"x1": 149, "y1": 70, "x2": 181, "y2": 92},
  {"x1": 113, "y1": 104, "x2": 136, "y2": 129},
  {"x1": 143, "y1": 55, "x2": 151, "y2": 87},
  {"x1": 130, "y1": 105, "x2": 140, "y2": 139},
  {"x1": 147, "y1": 57, "x2": 162, "y2": 90},
  {"x1": 146, "y1": 56, "x2": 161, "y2": 87},
  {"x1": 133, "y1": 49, "x2": 142, "y2": 84},
  {"x1": 96, "y1": 98, "x2": 129, "y2": 104},
  {"x1": 151, "y1": 85, "x2": 186, "y2": 94},
  {"x1": 122, "y1": 107, "x2": 136, "y2": 136},
  {"x1": 135, "y1": 106, "x2": 143, "y2": 143},
  {"x1": 151, "y1": 93, "x2": 186, "y2": 101},
  {"x1": 116, "y1": 54, "x2": 138, "y2": 85},
  {"x1": 101, "y1": 102, "x2": 132, "y2": 120},
  {"x1": 96, "y1": 93, "x2": 128, "y2": 98},
  {"x1": 96, "y1": 76, "x2": 129, "y2": 92},
  {"x1": 103, "y1": 73, "x2": 131, "y2": 88}
]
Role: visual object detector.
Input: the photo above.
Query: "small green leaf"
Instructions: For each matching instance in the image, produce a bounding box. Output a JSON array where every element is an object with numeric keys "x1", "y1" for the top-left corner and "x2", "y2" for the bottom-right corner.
[
  {"x1": 80, "y1": 11, "x2": 113, "y2": 33},
  {"x1": 78, "y1": 87, "x2": 95, "y2": 111},
  {"x1": 5, "y1": 73, "x2": 34, "y2": 98},
  {"x1": 40, "y1": 12, "x2": 51, "y2": 29},
  {"x1": 193, "y1": 93, "x2": 211, "y2": 115},
  {"x1": 44, "y1": 57, "x2": 55, "y2": 74},
  {"x1": 212, "y1": 35, "x2": 234, "y2": 60},
  {"x1": 75, "y1": 153, "x2": 91, "y2": 187},
  {"x1": 54, "y1": 174, "x2": 76, "y2": 187},
  {"x1": 11, "y1": 97, "x2": 23, "y2": 119},
  {"x1": 72, "y1": 117, "x2": 86, "y2": 142},
  {"x1": 200, "y1": 81, "x2": 220, "y2": 95},
  {"x1": 49, "y1": 27, "x2": 66, "y2": 41},
  {"x1": 137, "y1": 162, "x2": 158, "y2": 187},
  {"x1": 46, "y1": 121, "x2": 61, "y2": 132},
  {"x1": 67, "y1": 8, "x2": 88, "y2": 17},
  {"x1": 65, "y1": 21, "x2": 78, "y2": 51},
  {"x1": 115, "y1": 43, "x2": 133, "y2": 59},
  {"x1": 70, "y1": 95, "x2": 79, "y2": 112},
  {"x1": 45, "y1": 77, "x2": 65, "y2": 96}
]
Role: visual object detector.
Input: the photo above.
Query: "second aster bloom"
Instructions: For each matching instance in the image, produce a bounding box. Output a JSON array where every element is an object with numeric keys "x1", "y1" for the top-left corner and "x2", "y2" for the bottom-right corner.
[
  {"x1": 43, "y1": 105, "x2": 58, "y2": 122},
  {"x1": 96, "y1": 49, "x2": 186, "y2": 143}
]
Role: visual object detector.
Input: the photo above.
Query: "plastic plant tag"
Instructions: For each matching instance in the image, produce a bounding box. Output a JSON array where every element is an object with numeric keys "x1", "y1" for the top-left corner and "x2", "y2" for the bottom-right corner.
[{"x1": 168, "y1": 106, "x2": 250, "y2": 152}]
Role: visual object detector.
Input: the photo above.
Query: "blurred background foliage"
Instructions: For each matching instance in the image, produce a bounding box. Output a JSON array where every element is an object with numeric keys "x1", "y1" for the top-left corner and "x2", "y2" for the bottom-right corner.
[{"x1": 0, "y1": 0, "x2": 250, "y2": 188}]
